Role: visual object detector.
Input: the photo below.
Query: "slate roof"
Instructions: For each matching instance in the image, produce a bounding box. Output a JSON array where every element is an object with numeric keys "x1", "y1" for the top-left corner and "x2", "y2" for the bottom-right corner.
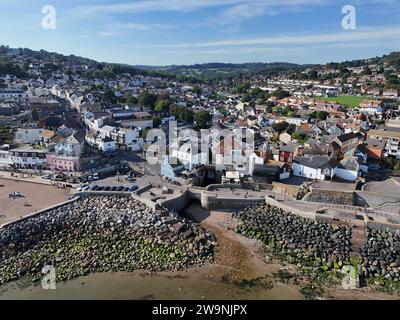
[
  {"x1": 336, "y1": 132, "x2": 357, "y2": 143},
  {"x1": 294, "y1": 155, "x2": 336, "y2": 169}
]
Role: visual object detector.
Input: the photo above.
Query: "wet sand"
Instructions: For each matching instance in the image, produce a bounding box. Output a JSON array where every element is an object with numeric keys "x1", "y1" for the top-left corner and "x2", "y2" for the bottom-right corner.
[
  {"x1": 0, "y1": 202, "x2": 399, "y2": 300},
  {"x1": 0, "y1": 178, "x2": 71, "y2": 225}
]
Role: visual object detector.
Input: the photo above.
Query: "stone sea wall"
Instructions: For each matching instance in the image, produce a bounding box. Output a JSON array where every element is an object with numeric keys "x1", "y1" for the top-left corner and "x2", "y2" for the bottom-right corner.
[
  {"x1": 0, "y1": 195, "x2": 215, "y2": 285},
  {"x1": 305, "y1": 189, "x2": 355, "y2": 206},
  {"x1": 235, "y1": 203, "x2": 352, "y2": 268},
  {"x1": 359, "y1": 228, "x2": 400, "y2": 282}
]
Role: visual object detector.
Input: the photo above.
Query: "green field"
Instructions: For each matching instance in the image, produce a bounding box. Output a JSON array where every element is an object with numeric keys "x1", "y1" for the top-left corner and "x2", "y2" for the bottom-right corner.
[{"x1": 317, "y1": 95, "x2": 369, "y2": 108}]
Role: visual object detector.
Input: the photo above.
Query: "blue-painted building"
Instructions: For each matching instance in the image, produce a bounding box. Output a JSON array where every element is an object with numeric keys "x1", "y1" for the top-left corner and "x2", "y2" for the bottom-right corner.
[{"x1": 160, "y1": 156, "x2": 185, "y2": 179}]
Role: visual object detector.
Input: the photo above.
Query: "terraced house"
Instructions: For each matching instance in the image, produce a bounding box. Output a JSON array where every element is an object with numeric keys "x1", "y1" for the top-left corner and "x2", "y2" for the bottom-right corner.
[
  {"x1": 332, "y1": 132, "x2": 361, "y2": 159},
  {"x1": 8, "y1": 146, "x2": 47, "y2": 169},
  {"x1": 368, "y1": 130, "x2": 400, "y2": 160}
]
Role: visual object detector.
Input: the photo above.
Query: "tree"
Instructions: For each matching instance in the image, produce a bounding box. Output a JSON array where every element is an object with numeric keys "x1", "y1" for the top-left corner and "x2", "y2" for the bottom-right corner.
[
  {"x1": 194, "y1": 110, "x2": 211, "y2": 129},
  {"x1": 192, "y1": 86, "x2": 202, "y2": 95},
  {"x1": 272, "y1": 89, "x2": 290, "y2": 100},
  {"x1": 241, "y1": 94, "x2": 251, "y2": 103},
  {"x1": 125, "y1": 93, "x2": 138, "y2": 105},
  {"x1": 250, "y1": 87, "x2": 262, "y2": 97},
  {"x1": 234, "y1": 82, "x2": 251, "y2": 94},
  {"x1": 287, "y1": 124, "x2": 296, "y2": 135},
  {"x1": 152, "y1": 115, "x2": 161, "y2": 128},
  {"x1": 102, "y1": 88, "x2": 117, "y2": 103},
  {"x1": 308, "y1": 70, "x2": 319, "y2": 80},
  {"x1": 170, "y1": 105, "x2": 194, "y2": 122},
  {"x1": 292, "y1": 132, "x2": 309, "y2": 144},
  {"x1": 316, "y1": 111, "x2": 329, "y2": 121},
  {"x1": 272, "y1": 121, "x2": 289, "y2": 134},
  {"x1": 139, "y1": 92, "x2": 157, "y2": 109},
  {"x1": 154, "y1": 98, "x2": 172, "y2": 112},
  {"x1": 362, "y1": 66, "x2": 372, "y2": 76}
]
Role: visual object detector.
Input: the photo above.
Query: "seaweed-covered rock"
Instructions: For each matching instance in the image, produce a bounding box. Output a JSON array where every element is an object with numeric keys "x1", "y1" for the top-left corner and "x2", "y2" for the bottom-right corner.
[{"x1": 0, "y1": 195, "x2": 215, "y2": 285}]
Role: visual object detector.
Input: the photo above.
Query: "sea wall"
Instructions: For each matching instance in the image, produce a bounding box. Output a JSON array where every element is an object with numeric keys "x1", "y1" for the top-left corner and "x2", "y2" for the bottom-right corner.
[
  {"x1": 202, "y1": 193, "x2": 264, "y2": 211},
  {"x1": 0, "y1": 196, "x2": 80, "y2": 229},
  {"x1": 264, "y1": 195, "x2": 316, "y2": 219},
  {"x1": 272, "y1": 182, "x2": 300, "y2": 198},
  {"x1": 157, "y1": 190, "x2": 192, "y2": 212},
  {"x1": 304, "y1": 189, "x2": 355, "y2": 206},
  {"x1": 355, "y1": 191, "x2": 400, "y2": 211}
]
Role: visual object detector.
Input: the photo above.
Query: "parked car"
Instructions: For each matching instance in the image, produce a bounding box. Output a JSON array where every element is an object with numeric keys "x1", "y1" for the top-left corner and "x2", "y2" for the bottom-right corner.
[
  {"x1": 97, "y1": 186, "x2": 105, "y2": 191},
  {"x1": 104, "y1": 186, "x2": 111, "y2": 191},
  {"x1": 41, "y1": 174, "x2": 51, "y2": 180},
  {"x1": 116, "y1": 186, "x2": 124, "y2": 191},
  {"x1": 110, "y1": 186, "x2": 118, "y2": 191},
  {"x1": 93, "y1": 173, "x2": 100, "y2": 180},
  {"x1": 128, "y1": 185, "x2": 139, "y2": 192},
  {"x1": 77, "y1": 184, "x2": 89, "y2": 191},
  {"x1": 123, "y1": 187, "x2": 129, "y2": 192},
  {"x1": 51, "y1": 175, "x2": 64, "y2": 181}
]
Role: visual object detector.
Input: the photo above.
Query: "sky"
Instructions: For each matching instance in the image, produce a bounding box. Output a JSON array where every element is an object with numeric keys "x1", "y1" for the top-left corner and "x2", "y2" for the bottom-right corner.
[{"x1": 0, "y1": 0, "x2": 400, "y2": 66}]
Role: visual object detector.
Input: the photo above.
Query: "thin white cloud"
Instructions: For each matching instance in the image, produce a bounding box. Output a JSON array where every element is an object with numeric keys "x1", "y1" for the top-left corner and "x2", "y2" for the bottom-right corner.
[
  {"x1": 221, "y1": 0, "x2": 328, "y2": 21},
  {"x1": 96, "y1": 22, "x2": 177, "y2": 37},
  {"x1": 111, "y1": 22, "x2": 176, "y2": 32},
  {"x1": 73, "y1": 0, "x2": 330, "y2": 16},
  {"x1": 73, "y1": 0, "x2": 242, "y2": 15},
  {"x1": 97, "y1": 31, "x2": 120, "y2": 37},
  {"x1": 156, "y1": 26, "x2": 400, "y2": 48}
]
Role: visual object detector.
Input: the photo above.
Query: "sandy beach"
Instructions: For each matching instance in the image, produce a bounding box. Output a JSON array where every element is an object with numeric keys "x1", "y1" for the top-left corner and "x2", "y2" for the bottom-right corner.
[{"x1": 0, "y1": 178, "x2": 71, "y2": 225}]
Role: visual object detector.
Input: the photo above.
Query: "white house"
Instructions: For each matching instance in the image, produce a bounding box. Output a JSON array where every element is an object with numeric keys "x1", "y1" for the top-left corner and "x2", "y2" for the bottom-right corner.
[
  {"x1": 0, "y1": 89, "x2": 28, "y2": 102},
  {"x1": 334, "y1": 157, "x2": 359, "y2": 181},
  {"x1": 285, "y1": 117, "x2": 307, "y2": 127},
  {"x1": 54, "y1": 135, "x2": 83, "y2": 157},
  {"x1": 14, "y1": 128, "x2": 43, "y2": 144},
  {"x1": 292, "y1": 156, "x2": 336, "y2": 181},
  {"x1": 171, "y1": 147, "x2": 208, "y2": 171},
  {"x1": 0, "y1": 150, "x2": 11, "y2": 168},
  {"x1": 111, "y1": 128, "x2": 144, "y2": 151},
  {"x1": 86, "y1": 131, "x2": 117, "y2": 154},
  {"x1": 9, "y1": 146, "x2": 47, "y2": 169},
  {"x1": 97, "y1": 137, "x2": 117, "y2": 153}
]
